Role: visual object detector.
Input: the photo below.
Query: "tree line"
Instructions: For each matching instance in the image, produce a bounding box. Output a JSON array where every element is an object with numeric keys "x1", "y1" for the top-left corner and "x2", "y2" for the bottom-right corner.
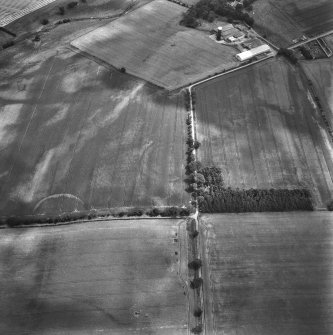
[{"x1": 180, "y1": 0, "x2": 255, "y2": 28}]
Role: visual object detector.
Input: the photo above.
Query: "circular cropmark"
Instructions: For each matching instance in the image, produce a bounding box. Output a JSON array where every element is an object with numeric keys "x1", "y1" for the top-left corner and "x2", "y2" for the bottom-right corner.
[{"x1": 33, "y1": 194, "x2": 85, "y2": 215}]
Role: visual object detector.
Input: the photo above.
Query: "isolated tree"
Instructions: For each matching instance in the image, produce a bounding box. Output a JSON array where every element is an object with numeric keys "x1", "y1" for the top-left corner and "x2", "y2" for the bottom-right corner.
[
  {"x1": 193, "y1": 307, "x2": 203, "y2": 317},
  {"x1": 190, "y1": 277, "x2": 203, "y2": 289},
  {"x1": 193, "y1": 140, "x2": 201, "y2": 149},
  {"x1": 191, "y1": 230, "x2": 199, "y2": 238},
  {"x1": 188, "y1": 259, "x2": 202, "y2": 270},
  {"x1": 58, "y1": 6, "x2": 65, "y2": 15},
  {"x1": 191, "y1": 324, "x2": 203, "y2": 334}
]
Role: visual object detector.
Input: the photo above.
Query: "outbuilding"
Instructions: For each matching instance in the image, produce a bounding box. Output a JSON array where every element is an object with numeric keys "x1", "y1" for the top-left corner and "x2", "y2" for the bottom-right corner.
[{"x1": 236, "y1": 44, "x2": 271, "y2": 61}]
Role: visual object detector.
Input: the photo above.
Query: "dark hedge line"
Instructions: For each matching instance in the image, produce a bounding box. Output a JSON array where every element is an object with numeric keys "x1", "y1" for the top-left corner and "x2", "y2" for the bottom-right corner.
[{"x1": 2, "y1": 206, "x2": 191, "y2": 228}]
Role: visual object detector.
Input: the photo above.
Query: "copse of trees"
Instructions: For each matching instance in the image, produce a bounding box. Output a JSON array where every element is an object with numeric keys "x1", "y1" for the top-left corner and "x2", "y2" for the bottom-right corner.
[
  {"x1": 198, "y1": 187, "x2": 313, "y2": 213},
  {"x1": 277, "y1": 48, "x2": 298, "y2": 64},
  {"x1": 180, "y1": 0, "x2": 255, "y2": 28}
]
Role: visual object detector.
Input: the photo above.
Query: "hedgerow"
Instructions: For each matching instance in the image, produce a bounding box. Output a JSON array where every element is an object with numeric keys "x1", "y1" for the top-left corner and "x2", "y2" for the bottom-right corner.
[{"x1": 2, "y1": 206, "x2": 192, "y2": 228}]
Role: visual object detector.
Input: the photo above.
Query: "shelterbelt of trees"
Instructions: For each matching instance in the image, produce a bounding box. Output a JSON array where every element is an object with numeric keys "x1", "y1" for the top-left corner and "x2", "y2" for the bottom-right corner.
[
  {"x1": 187, "y1": 163, "x2": 313, "y2": 213},
  {"x1": 180, "y1": 0, "x2": 256, "y2": 28}
]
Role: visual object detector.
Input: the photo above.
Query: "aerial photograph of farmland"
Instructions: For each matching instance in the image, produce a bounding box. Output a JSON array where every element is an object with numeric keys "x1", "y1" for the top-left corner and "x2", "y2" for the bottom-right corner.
[{"x1": 0, "y1": 0, "x2": 332, "y2": 334}]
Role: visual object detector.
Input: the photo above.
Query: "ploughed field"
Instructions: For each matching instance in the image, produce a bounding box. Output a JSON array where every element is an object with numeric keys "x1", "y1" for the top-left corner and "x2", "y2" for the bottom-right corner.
[
  {"x1": 0, "y1": 48, "x2": 188, "y2": 216},
  {"x1": 71, "y1": 0, "x2": 238, "y2": 90},
  {"x1": 302, "y1": 58, "x2": 333, "y2": 129},
  {"x1": 0, "y1": 0, "x2": 57, "y2": 26},
  {"x1": 253, "y1": 0, "x2": 333, "y2": 46},
  {"x1": 194, "y1": 59, "x2": 333, "y2": 208},
  {"x1": 0, "y1": 219, "x2": 188, "y2": 334},
  {"x1": 201, "y1": 212, "x2": 333, "y2": 335}
]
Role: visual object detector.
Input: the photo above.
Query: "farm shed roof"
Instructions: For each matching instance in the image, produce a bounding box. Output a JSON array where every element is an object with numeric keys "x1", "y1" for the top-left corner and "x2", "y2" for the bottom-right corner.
[{"x1": 236, "y1": 44, "x2": 271, "y2": 61}]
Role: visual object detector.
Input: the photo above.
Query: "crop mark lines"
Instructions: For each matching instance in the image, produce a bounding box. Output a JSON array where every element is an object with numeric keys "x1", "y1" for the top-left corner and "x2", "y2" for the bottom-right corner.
[
  {"x1": 258, "y1": 70, "x2": 285, "y2": 187},
  {"x1": 286, "y1": 68, "x2": 331, "y2": 204},
  {"x1": 225, "y1": 82, "x2": 245, "y2": 188},
  {"x1": 273, "y1": 63, "x2": 303, "y2": 186},
  {"x1": 299, "y1": 86, "x2": 333, "y2": 200},
  {"x1": 235, "y1": 79, "x2": 258, "y2": 188},
  {"x1": 249, "y1": 66, "x2": 275, "y2": 188},
  {"x1": 150, "y1": 94, "x2": 166, "y2": 205},
  {"x1": 244, "y1": 71, "x2": 272, "y2": 188},
  {"x1": 214, "y1": 86, "x2": 230, "y2": 187},
  {"x1": 267, "y1": 65, "x2": 297, "y2": 187}
]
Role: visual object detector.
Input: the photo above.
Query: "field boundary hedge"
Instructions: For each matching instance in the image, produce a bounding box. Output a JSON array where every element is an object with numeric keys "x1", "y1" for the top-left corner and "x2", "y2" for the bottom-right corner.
[{"x1": 1, "y1": 206, "x2": 193, "y2": 228}]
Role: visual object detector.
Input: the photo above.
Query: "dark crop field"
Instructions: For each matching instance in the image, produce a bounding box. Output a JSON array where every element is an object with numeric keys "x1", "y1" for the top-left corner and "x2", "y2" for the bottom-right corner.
[
  {"x1": 253, "y1": 0, "x2": 333, "y2": 46},
  {"x1": 0, "y1": 219, "x2": 189, "y2": 334},
  {"x1": 0, "y1": 47, "x2": 188, "y2": 216},
  {"x1": 281, "y1": 0, "x2": 333, "y2": 36},
  {"x1": 201, "y1": 212, "x2": 333, "y2": 335},
  {"x1": 194, "y1": 59, "x2": 333, "y2": 208}
]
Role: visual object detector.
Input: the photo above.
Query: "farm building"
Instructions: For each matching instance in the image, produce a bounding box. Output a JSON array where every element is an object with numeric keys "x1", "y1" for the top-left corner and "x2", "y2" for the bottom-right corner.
[
  {"x1": 236, "y1": 44, "x2": 271, "y2": 61},
  {"x1": 216, "y1": 23, "x2": 244, "y2": 41}
]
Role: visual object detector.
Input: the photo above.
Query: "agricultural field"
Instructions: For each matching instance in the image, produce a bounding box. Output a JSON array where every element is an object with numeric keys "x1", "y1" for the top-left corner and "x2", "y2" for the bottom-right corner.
[
  {"x1": 0, "y1": 0, "x2": 151, "y2": 45},
  {"x1": 194, "y1": 58, "x2": 333, "y2": 208},
  {"x1": 201, "y1": 212, "x2": 333, "y2": 335},
  {"x1": 253, "y1": 0, "x2": 333, "y2": 47},
  {"x1": 0, "y1": 219, "x2": 189, "y2": 334},
  {"x1": 0, "y1": 44, "x2": 189, "y2": 216},
  {"x1": 72, "y1": 0, "x2": 239, "y2": 90},
  {"x1": 302, "y1": 58, "x2": 333, "y2": 128},
  {"x1": 0, "y1": 0, "x2": 56, "y2": 27}
]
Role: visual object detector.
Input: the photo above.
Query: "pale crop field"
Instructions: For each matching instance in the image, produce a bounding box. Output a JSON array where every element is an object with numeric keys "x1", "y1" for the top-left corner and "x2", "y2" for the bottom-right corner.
[
  {"x1": 71, "y1": 0, "x2": 239, "y2": 90},
  {"x1": 0, "y1": 219, "x2": 189, "y2": 334},
  {"x1": 201, "y1": 212, "x2": 333, "y2": 335},
  {"x1": 195, "y1": 58, "x2": 333, "y2": 208},
  {"x1": 0, "y1": 47, "x2": 188, "y2": 216}
]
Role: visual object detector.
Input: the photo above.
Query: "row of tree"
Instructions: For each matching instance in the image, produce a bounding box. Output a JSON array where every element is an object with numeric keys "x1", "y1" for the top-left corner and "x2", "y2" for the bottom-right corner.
[{"x1": 3, "y1": 206, "x2": 191, "y2": 227}]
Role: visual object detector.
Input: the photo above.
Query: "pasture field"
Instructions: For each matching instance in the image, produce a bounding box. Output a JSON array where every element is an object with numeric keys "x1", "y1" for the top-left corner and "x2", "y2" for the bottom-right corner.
[
  {"x1": 0, "y1": 46, "x2": 188, "y2": 216},
  {"x1": 201, "y1": 212, "x2": 333, "y2": 335},
  {"x1": 302, "y1": 58, "x2": 333, "y2": 128},
  {"x1": 253, "y1": 0, "x2": 333, "y2": 47},
  {"x1": 194, "y1": 58, "x2": 333, "y2": 208},
  {"x1": 0, "y1": 219, "x2": 189, "y2": 334},
  {"x1": 72, "y1": 0, "x2": 239, "y2": 90}
]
